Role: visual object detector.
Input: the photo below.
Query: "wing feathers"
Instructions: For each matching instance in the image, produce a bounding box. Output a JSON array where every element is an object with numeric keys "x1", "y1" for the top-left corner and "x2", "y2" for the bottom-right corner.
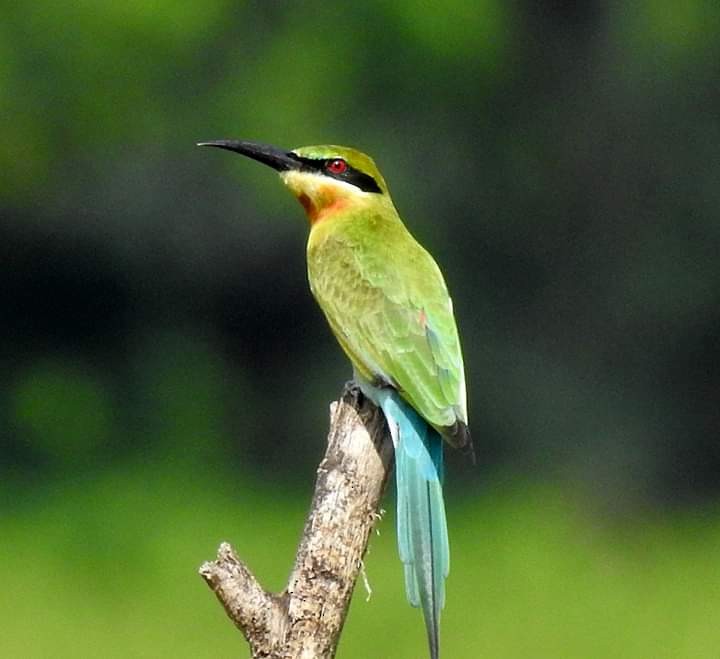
[{"x1": 308, "y1": 216, "x2": 468, "y2": 438}]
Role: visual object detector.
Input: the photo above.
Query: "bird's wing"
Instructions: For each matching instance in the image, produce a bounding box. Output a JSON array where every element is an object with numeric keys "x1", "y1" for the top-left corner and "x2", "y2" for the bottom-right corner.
[
  {"x1": 310, "y1": 226, "x2": 467, "y2": 439},
  {"x1": 356, "y1": 243, "x2": 467, "y2": 429}
]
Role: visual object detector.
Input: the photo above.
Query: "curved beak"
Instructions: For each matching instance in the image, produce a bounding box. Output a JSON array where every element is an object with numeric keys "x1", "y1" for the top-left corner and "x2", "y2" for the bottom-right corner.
[{"x1": 197, "y1": 140, "x2": 301, "y2": 172}]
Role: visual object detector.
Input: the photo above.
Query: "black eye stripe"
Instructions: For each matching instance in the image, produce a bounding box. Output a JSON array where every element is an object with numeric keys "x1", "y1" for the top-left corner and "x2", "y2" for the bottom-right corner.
[{"x1": 294, "y1": 156, "x2": 382, "y2": 194}]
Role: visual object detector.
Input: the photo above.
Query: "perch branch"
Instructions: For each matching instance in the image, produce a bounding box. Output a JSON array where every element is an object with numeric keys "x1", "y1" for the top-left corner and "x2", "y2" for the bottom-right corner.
[{"x1": 199, "y1": 386, "x2": 393, "y2": 659}]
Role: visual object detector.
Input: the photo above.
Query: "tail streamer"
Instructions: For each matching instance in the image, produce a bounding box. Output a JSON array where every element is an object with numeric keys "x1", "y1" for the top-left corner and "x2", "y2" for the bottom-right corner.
[{"x1": 371, "y1": 388, "x2": 449, "y2": 659}]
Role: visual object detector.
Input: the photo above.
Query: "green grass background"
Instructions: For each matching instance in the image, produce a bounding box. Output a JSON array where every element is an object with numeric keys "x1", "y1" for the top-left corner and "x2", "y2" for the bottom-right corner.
[{"x1": 4, "y1": 466, "x2": 719, "y2": 658}]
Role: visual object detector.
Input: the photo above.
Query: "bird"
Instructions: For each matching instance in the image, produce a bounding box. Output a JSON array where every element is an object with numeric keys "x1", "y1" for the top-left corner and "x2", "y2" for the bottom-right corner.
[{"x1": 198, "y1": 140, "x2": 471, "y2": 659}]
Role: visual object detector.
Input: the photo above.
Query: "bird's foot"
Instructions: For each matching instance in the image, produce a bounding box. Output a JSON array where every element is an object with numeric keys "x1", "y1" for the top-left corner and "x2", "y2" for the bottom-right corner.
[{"x1": 342, "y1": 379, "x2": 364, "y2": 404}]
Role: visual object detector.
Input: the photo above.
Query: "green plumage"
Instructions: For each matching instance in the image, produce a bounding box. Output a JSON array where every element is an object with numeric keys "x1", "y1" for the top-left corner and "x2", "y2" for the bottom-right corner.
[
  {"x1": 294, "y1": 146, "x2": 470, "y2": 659},
  {"x1": 307, "y1": 198, "x2": 467, "y2": 443}
]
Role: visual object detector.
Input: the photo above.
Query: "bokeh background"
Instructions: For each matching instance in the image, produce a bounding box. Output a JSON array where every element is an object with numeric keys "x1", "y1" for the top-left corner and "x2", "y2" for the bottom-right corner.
[{"x1": 3, "y1": 2, "x2": 720, "y2": 657}]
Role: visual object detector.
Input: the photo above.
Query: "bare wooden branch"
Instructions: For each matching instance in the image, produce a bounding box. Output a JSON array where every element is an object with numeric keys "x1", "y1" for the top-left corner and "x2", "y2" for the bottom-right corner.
[{"x1": 199, "y1": 386, "x2": 393, "y2": 659}]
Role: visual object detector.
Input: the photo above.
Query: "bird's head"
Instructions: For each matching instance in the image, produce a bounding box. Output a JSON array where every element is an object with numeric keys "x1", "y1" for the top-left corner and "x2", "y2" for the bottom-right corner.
[{"x1": 198, "y1": 140, "x2": 390, "y2": 224}]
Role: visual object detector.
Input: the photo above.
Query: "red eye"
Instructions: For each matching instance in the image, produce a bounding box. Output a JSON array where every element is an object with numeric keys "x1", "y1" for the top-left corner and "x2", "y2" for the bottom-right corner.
[{"x1": 326, "y1": 158, "x2": 347, "y2": 175}]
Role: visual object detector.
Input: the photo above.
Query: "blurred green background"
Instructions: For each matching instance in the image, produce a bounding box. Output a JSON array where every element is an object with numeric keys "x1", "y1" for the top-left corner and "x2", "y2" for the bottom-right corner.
[{"x1": 3, "y1": 2, "x2": 720, "y2": 657}]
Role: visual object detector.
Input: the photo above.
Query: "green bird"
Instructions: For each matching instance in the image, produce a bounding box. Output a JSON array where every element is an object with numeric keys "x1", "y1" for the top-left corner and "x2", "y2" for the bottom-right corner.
[{"x1": 199, "y1": 140, "x2": 471, "y2": 659}]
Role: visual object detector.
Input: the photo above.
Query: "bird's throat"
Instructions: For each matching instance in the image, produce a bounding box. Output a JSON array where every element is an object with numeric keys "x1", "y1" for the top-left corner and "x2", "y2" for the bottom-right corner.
[
  {"x1": 282, "y1": 170, "x2": 354, "y2": 225},
  {"x1": 298, "y1": 192, "x2": 348, "y2": 224}
]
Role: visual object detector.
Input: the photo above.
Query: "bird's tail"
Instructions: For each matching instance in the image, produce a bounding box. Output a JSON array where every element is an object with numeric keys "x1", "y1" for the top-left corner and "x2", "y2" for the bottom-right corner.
[{"x1": 374, "y1": 388, "x2": 449, "y2": 659}]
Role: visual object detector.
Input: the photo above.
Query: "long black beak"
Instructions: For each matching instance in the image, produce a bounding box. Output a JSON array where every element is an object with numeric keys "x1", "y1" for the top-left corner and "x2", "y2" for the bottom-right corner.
[{"x1": 197, "y1": 140, "x2": 301, "y2": 172}]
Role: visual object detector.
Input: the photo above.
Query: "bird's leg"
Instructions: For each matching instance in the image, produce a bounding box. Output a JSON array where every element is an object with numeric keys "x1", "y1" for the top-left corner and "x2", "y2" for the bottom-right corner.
[{"x1": 342, "y1": 379, "x2": 365, "y2": 403}]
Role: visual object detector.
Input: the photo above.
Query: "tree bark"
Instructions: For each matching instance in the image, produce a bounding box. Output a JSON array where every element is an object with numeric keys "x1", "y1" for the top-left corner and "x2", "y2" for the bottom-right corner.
[{"x1": 199, "y1": 386, "x2": 394, "y2": 659}]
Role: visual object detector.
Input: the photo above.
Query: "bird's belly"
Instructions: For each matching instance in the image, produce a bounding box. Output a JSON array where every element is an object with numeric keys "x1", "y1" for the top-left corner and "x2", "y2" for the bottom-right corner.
[{"x1": 307, "y1": 241, "x2": 385, "y2": 383}]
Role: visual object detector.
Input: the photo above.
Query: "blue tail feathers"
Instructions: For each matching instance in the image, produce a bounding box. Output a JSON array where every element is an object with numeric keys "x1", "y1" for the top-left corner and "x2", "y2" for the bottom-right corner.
[{"x1": 368, "y1": 387, "x2": 449, "y2": 659}]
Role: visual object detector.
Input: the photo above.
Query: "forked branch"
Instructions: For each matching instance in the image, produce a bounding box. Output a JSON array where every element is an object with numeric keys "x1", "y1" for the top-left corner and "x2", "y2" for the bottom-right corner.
[{"x1": 199, "y1": 387, "x2": 393, "y2": 658}]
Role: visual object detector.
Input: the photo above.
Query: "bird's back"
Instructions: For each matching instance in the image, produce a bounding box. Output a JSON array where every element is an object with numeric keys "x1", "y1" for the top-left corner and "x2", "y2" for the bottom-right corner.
[{"x1": 307, "y1": 206, "x2": 468, "y2": 446}]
